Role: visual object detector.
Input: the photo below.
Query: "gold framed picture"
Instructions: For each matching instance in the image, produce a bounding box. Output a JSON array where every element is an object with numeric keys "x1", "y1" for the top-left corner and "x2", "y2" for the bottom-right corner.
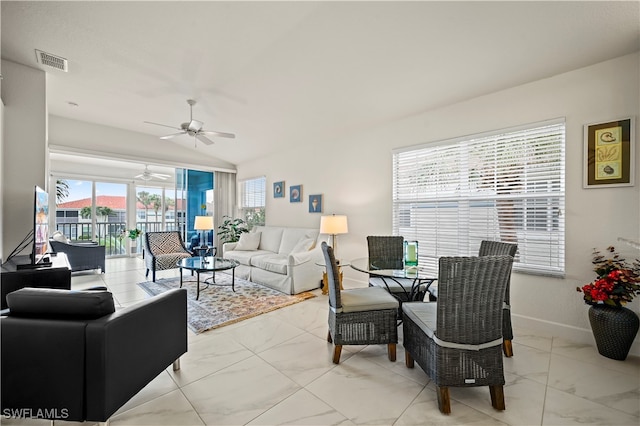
[{"x1": 583, "y1": 117, "x2": 635, "y2": 188}]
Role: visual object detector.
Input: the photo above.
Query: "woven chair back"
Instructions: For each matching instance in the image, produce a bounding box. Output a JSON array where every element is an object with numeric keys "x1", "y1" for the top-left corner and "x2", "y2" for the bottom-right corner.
[
  {"x1": 321, "y1": 242, "x2": 342, "y2": 310},
  {"x1": 367, "y1": 236, "x2": 405, "y2": 270},
  {"x1": 145, "y1": 231, "x2": 187, "y2": 255},
  {"x1": 436, "y1": 256, "x2": 514, "y2": 345},
  {"x1": 478, "y1": 240, "x2": 518, "y2": 257}
]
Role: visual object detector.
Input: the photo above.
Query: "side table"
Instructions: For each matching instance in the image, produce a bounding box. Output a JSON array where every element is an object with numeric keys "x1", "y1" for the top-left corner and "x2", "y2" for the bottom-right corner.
[{"x1": 316, "y1": 260, "x2": 350, "y2": 295}]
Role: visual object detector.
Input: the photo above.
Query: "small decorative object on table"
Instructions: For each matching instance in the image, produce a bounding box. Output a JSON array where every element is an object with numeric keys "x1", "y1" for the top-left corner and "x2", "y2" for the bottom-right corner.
[
  {"x1": 577, "y1": 246, "x2": 640, "y2": 360},
  {"x1": 404, "y1": 240, "x2": 418, "y2": 267}
]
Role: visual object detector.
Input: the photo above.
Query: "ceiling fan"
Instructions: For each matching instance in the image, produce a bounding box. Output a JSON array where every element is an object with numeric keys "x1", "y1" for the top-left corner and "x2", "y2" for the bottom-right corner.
[
  {"x1": 144, "y1": 99, "x2": 235, "y2": 145},
  {"x1": 135, "y1": 165, "x2": 171, "y2": 181}
]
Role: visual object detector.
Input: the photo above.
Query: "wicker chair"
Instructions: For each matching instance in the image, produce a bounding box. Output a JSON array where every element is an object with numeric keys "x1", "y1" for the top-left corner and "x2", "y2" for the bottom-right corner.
[
  {"x1": 402, "y1": 255, "x2": 514, "y2": 414},
  {"x1": 479, "y1": 240, "x2": 518, "y2": 357},
  {"x1": 144, "y1": 231, "x2": 192, "y2": 282},
  {"x1": 367, "y1": 236, "x2": 431, "y2": 302},
  {"x1": 321, "y1": 242, "x2": 399, "y2": 364}
]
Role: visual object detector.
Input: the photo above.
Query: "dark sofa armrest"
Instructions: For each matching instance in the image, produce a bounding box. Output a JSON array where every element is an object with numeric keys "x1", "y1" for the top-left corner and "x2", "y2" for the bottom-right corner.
[
  {"x1": 84, "y1": 288, "x2": 187, "y2": 421},
  {"x1": 1, "y1": 317, "x2": 88, "y2": 421}
]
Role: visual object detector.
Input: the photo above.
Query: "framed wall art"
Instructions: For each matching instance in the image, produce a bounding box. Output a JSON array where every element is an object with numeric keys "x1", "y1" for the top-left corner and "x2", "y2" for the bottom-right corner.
[
  {"x1": 309, "y1": 194, "x2": 323, "y2": 213},
  {"x1": 273, "y1": 181, "x2": 285, "y2": 198},
  {"x1": 290, "y1": 185, "x2": 302, "y2": 202},
  {"x1": 584, "y1": 117, "x2": 635, "y2": 188}
]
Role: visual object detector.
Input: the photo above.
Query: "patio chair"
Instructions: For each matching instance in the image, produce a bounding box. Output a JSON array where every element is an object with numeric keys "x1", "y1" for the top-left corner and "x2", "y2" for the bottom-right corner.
[
  {"x1": 322, "y1": 242, "x2": 399, "y2": 364},
  {"x1": 144, "y1": 231, "x2": 192, "y2": 282},
  {"x1": 479, "y1": 240, "x2": 518, "y2": 357},
  {"x1": 49, "y1": 231, "x2": 106, "y2": 273},
  {"x1": 402, "y1": 255, "x2": 514, "y2": 414},
  {"x1": 367, "y1": 236, "x2": 432, "y2": 302}
]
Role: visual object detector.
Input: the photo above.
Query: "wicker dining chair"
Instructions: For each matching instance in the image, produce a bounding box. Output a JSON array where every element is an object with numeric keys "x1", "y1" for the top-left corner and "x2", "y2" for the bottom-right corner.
[
  {"x1": 321, "y1": 242, "x2": 399, "y2": 364},
  {"x1": 367, "y1": 236, "x2": 432, "y2": 302},
  {"x1": 402, "y1": 255, "x2": 514, "y2": 414},
  {"x1": 479, "y1": 240, "x2": 518, "y2": 357}
]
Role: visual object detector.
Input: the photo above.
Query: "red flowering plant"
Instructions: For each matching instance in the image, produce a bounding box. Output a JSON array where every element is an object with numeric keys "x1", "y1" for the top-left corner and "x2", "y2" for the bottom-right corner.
[{"x1": 577, "y1": 246, "x2": 640, "y2": 307}]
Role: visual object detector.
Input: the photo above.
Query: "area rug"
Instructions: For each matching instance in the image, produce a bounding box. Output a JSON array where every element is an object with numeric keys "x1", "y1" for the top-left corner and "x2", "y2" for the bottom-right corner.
[{"x1": 137, "y1": 273, "x2": 315, "y2": 334}]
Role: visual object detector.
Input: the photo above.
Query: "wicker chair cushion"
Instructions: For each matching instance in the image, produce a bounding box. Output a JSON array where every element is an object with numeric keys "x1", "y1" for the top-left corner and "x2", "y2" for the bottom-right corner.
[
  {"x1": 340, "y1": 287, "x2": 399, "y2": 313},
  {"x1": 402, "y1": 302, "x2": 437, "y2": 339}
]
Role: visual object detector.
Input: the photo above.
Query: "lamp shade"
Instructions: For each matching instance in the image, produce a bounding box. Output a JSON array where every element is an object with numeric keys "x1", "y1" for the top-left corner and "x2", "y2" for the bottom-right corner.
[
  {"x1": 194, "y1": 216, "x2": 214, "y2": 231},
  {"x1": 320, "y1": 215, "x2": 348, "y2": 235}
]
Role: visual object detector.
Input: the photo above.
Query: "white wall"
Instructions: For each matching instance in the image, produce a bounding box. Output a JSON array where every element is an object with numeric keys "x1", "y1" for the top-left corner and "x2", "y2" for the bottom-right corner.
[
  {"x1": 237, "y1": 53, "x2": 640, "y2": 353},
  {"x1": 0, "y1": 60, "x2": 47, "y2": 261}
]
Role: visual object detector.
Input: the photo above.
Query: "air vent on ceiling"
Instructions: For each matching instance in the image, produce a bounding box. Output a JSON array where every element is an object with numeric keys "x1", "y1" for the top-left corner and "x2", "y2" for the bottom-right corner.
[{"x1": 35, "y1": 49, "x2": 68, "y2": 72}]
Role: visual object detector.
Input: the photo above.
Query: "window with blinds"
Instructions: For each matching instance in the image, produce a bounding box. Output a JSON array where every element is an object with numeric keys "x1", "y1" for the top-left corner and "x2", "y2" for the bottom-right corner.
[
  {"x1": 238, "y1": 176, "x2": 266, "y2": 229},
  {"x1": 392, "y1": 119, "x2": 565, "y2": 277}
]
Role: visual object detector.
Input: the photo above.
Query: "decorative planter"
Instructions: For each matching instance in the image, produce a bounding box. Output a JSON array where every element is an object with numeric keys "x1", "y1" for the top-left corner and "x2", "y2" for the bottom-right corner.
[{"x1": 588, "y1": 305, "x2": 639, "y2": 360}]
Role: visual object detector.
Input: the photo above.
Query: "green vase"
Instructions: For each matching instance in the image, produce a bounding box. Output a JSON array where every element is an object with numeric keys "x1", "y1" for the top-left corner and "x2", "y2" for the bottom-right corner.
[{"x1": 588, "y1": 305, "x2": 639, "y2": 360}]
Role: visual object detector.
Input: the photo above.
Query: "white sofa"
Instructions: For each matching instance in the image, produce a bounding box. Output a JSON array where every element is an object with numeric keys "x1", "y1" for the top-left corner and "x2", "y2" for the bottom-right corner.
[{"x1": 222, "y1": 226, "x2": 324, "y2": 295}]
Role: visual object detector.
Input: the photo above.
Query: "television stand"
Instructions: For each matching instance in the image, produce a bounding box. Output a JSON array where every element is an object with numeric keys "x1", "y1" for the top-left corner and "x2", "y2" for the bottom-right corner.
[
  {"x1": 16, "y1": 256, "x2": 53, "y2": 269},
  {"x1": 1, "y1": 253, "x2": 71, "y2": 310}
]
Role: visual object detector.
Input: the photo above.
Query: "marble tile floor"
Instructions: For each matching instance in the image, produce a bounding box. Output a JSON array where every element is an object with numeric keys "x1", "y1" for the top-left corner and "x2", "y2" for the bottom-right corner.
[{"x1": 4, "y1": 257, "x2": 639, "y2": 426}]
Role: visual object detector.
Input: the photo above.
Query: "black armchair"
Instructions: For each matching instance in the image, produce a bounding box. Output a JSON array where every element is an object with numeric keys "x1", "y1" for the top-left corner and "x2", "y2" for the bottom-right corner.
[
  {"x1": 1, "y1": 287, "x2": 187, "y2": 423},
  {"x1": 49, "y1": 238, "x2": 106, "y2": 273}
]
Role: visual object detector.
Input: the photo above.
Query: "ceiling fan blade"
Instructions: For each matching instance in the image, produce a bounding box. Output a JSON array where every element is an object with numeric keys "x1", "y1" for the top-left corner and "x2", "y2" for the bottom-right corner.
[
  {"x1": 188, "y1": 120, "x2": 203, "y2": 132},
  {"x1": 150, "y1": 173, "x2": 170, "y2": 180},
  {"x1": 195, "y1": 134, "x2": 215, "y2": 145},
  {"x1": 160, "y1": 132, "x2": 187, "y2": 140},
  {"x1": 143, "y1": 121, "x2": 181, "y2": 130},
  {"x1": 200, "y1": 130, "x2": 236, "y2": 139}
]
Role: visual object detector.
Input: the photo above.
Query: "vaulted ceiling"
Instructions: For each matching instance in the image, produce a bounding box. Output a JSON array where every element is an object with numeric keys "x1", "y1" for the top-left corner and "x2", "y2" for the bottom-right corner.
[{"x1": 2, "y1": 1, "x2": 639, "y2": 166}]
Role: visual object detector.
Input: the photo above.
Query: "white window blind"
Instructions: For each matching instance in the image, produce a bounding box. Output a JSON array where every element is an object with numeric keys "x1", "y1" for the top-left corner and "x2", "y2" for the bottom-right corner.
[
  {"x1": 393, "y1": 119, "x2": 565, "y2": 277},
  {"x1": 238, "y1": 176, "x2": 266, "y2": 228}
]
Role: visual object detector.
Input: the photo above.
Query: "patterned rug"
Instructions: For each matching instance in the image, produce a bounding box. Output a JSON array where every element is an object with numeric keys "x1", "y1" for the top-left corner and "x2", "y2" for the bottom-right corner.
[{"x1": 138, "y1": 273, "x2": 315, "y2": 334}]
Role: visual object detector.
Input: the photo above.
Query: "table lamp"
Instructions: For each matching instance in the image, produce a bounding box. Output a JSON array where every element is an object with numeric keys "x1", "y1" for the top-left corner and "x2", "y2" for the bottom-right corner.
[
  {"x1": 194, "y1": 216, "x2": 214, "y2": 248},
  {"x1": 320, "y1": 214, "x2": 348, "y2": 257}
]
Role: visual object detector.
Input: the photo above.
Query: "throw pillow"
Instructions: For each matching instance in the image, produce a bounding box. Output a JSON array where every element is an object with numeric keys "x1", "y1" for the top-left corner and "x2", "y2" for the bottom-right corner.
[
  {"x1": 52, "y1": 230, "x2": 70, "y2": 243},
  {"x1": 235, "y1": 232, "x2": 261, "y2": 251},
  {"x1": 290, "y1": 237, "x2": 315, "y2": 254}
]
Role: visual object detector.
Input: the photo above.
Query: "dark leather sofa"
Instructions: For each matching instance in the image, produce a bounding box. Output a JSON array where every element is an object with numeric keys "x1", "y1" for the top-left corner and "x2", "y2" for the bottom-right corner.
[
  {"x1": 49, "y1": 239, "x2": 106, "y2": 273},
  {"x1": 1, "y1": 287, "x2": 187, "y2": 423}
]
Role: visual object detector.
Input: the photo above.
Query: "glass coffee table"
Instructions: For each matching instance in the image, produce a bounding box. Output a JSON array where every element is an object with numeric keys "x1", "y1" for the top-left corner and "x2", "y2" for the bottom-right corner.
[{"x1": 177, "y1": 257, "x2": 240, "y2": 300}]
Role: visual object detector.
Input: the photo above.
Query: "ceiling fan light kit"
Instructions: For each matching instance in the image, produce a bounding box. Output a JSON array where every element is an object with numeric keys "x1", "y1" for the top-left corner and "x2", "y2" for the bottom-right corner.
[
  {"x1": 144, "y1": 99, "x2": 236, "y2": 146},
  {"x1": 135, "y1": 165, "x2": 171, "y2": 181}
]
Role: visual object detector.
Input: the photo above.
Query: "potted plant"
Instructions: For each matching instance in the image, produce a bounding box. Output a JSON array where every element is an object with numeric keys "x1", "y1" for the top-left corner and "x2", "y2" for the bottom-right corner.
[
  {"x1": 217, "y1": 216, "x2": 248, "y2": 244},
  {"x1": 119, "y1": 228, "x2": 142, "y2": 255},
  {"x1": 577, "y1": 246, "x2": 640, "y2": 360}
]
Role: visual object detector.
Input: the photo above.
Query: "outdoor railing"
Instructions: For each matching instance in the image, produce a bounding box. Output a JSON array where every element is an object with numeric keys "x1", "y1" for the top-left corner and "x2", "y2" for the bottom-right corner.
[{"x1": 55, "y1": 221, "x2": 181, "y2": 257}]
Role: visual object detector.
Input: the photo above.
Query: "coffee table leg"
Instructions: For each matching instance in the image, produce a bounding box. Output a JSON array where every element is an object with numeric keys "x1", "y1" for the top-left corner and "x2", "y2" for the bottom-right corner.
[
  {"x1": 232, "y1": 267, "x2": 236, "y2": 292},
  {"x1": 196, "y1": 271, "x2": 200, "y2": 300},
  {"x1": 179, "y1": 267, "x2": 183, "y2": 288}
]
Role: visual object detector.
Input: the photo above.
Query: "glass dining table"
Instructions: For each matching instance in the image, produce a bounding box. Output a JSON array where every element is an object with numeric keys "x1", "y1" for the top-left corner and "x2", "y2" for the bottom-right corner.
[{"x1": 350, "y1": 257, "x2": 437, "y2": 302}]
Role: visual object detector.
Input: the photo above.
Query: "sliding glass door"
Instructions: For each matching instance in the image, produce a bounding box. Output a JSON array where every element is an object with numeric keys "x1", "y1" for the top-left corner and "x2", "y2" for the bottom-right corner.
[{"x1": 55, "y1": 179, "x2": 128, "y2": 256}]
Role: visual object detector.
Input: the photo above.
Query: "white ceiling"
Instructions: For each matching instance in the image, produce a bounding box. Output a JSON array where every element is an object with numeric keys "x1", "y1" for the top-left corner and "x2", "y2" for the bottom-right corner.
[{"x1": 2, "y1": 1, "x2": 639, "y2": 166}]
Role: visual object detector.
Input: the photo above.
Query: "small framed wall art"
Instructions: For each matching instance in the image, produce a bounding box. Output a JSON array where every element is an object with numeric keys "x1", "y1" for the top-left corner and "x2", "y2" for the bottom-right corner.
[
  {"x1": 290, "y1": 185, "x2": 302, "y2": 202},
  {"x1": 309, "y1": 194, "x2": 323, "y2": 213},
  {"x1": 583, "y1": 117, "x2": 635, "y2": 188},
  {"x1": 274, "y1": 181, "x2": 285, "y2": 198}
]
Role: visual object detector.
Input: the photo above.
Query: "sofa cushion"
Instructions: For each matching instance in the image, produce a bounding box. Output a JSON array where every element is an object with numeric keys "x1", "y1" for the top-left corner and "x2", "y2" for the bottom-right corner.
[
  {"x1": 278, "y1": 228, "x2": 319, "y2": 254},
  {"x1": 250, "y1": 254, "x2": 288, "y2": 275},
  {"x1": 225, "y1": 249, "x2": 272, "y2": 266},
  {"x1": 290, "y1": 237, "x2": 315, "y2": 254},
  {"x1": 254, "y1": 226, "x2": 284, "y2": 253},
  {"x1": 7, "y1": 287, "x2": 115, "y2": 319},
  {"x1": 235, "y1": 232, "x2": 261, "y2": 251}
]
